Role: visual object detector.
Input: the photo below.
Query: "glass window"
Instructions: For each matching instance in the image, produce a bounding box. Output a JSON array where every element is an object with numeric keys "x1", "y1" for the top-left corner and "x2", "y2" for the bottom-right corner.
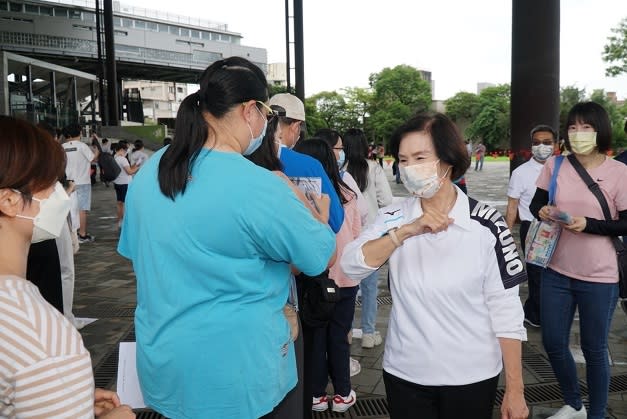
[
  {"x1": 180, "y1": 28, "x2": 189, "y2": 37},
  {"x1": 39, "y1": 5, "x2": 52, "y2": 15},
  {"x1": 113, "y1": 17, "x2": 121, "y2": 26},
  {"x1": 54, "y1": 7, "x2": 68, "y2": 17},
  {"x1": 0, "y1": 2, "x2": 7, "y2": 11},
  {"x1": 146, "y1": 21, "x2": 157, "y2": 31},
  {"x1": 69, "y1": 10, "x2": 81, "y2": 19},
  {"x1": 169, "y1": 26, "x2": 179, "y2": 35},
  {"x1": 190, "y1": 30, "x2": 200, "y2": 39},
  {"x1": 25, "y1": 4, "x2": 38, "y2": 14},
  {"x1": 9, "y1": 2, "x2": 22, "y2": 12},
  {"x1": 121, "y1": 18, "x2": 132, "y2": 27},
  {"x1": 82, "y1": 12, "x2": 95, "y2": 22},
  {"x1": 158, "y1": 24, "x2": 169, "y2": 33},
  {"x1": 134, "y1": 20, "x2": 146, "y2": 29},
  {"x1": 201, "y1": 31, "x2": 210, "y2": 40}
]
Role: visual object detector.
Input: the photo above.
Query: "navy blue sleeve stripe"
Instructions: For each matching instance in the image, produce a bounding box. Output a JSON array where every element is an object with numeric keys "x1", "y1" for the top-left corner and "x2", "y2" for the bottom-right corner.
[{"x1": 468, "y1": 197, "x2": 528, "y2": 289}]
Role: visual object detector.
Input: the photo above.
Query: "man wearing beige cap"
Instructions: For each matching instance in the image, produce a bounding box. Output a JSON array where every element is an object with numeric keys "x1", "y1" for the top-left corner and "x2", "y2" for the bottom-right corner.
[{"x1": 269, "y1": 93, "x2": 344, "y2": 232}]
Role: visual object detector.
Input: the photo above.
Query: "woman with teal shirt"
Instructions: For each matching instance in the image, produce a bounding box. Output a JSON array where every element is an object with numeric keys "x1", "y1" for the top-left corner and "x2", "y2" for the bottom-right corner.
[{"x1": 118, "y1": 57, "x2": 336, "y2": 419}]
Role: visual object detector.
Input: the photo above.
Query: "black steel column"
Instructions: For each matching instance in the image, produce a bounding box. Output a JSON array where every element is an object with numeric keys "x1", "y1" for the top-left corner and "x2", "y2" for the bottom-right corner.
[
  {"x1": 510, "y1": 0, "x2": 560, "y2": 173},
  {"x1": 103, "y1": 0, "x2": 119, "y2": 125},
  {"x1": 284, "y1": 0, "x2": 291, "y2": 91},
  {"x1": 90, "y1": 82, "x2": 96, "y2": 127},
  {"x1": 293, "y1": 0, "x2": 304, "y2": 101},
  {"x1": 50, "y1": 71, "x2": 58, "y2": 127},
  {"x1": 71, "y1": 76, "x2": 79, "y2": 123},
  {"x1": 95, "y1": 0, "x2": 107, "y2": 125},
  {"x1": 25, "y1": 64, "x2": 35, "y2": 123}
]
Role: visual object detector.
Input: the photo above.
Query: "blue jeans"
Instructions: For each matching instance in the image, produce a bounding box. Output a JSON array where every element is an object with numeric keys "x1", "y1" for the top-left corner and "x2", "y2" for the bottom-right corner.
[
  {"x1": 541, "y1": 269, "x2": 618, "y2": 419},
  {"x1": 359, "y1": 270, "x2": 379, "y2": 334}
]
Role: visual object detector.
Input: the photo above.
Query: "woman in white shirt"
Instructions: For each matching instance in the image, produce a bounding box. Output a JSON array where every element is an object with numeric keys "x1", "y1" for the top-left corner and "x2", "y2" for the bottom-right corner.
[
  {"x1": 342, "y1": 128, "x2": 393, "y2": 349},
  {"x1": 112, "y1": 142, "x2": 139, "y2": 229},
  {"x1": 341, "y1": 113, "x2": 528, "y2": 419}
]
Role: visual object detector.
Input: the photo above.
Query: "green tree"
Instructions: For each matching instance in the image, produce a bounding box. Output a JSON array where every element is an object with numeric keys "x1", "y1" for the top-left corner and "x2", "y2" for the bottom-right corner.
[
  {"x1": 368, "y1": 65, "x2": 432, "y2": 146},
  {"x1": 444, "y1": 92, "x2": 481, "y2": 122},
  {"x1": 602, "y1": 17, "x2": 627, "y2": 77},
  {"x1": 559, "y1": 85, "x2": 586, "y2": 132},
  {"x1": 342, "y1": 87, "x2": 373, "y2": 131},
  {"x1": 589, "y1": 89, "x2": 627, "y2": 148},
  {"x1": 466, "y1": 84, "x2": 511, "y2": 150}
]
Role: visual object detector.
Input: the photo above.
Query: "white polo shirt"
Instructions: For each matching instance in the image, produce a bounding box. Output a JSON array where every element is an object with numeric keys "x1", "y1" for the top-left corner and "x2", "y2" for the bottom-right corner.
[
  {"x1": 62, "y1": 140, "x2": 95, "y2": 186},
  {"x1": 507, "y1": 158, "x2": 544, "y2": 222},
  {"x1": 341, "y1": 188, "x2": 527, "y2": 386}
]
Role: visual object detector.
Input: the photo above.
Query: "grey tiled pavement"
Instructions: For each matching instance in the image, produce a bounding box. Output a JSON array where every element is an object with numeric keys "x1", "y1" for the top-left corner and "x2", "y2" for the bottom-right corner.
[{"x1": 74, "y1": 160, "x2": 626, "y2": 418}]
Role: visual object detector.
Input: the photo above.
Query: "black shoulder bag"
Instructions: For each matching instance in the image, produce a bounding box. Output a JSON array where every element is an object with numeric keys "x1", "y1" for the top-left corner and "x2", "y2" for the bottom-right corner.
[{"x1": 567, "y1": 155, "x2": 627, "y2": 311}]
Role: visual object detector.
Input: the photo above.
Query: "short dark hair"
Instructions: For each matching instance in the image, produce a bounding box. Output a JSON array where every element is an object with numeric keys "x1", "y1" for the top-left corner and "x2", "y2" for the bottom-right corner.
[
  {"x1": 0, "y1": 116, "x2": 65, "y2": 201},
  {"x1": 565, "y1": 102, "x2": 612, "y2": 153},
  {"x1": 63, "y1": 123, "x2": 82, "y2": 138},
  {"x1": 530, "y1": 124, "x2": 557, "y2": 141},
  {"x1": 389, "y1": 113, "x2": 470, "y2": 181},
  {"x1": 134, "y1": 139, "x2": 144, "y2": 149}
]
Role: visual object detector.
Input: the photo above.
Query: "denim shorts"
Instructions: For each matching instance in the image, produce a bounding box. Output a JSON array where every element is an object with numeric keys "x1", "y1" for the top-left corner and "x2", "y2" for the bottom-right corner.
[{"x1": 75, "y1": 184, "x2": 91, "y2": 211}]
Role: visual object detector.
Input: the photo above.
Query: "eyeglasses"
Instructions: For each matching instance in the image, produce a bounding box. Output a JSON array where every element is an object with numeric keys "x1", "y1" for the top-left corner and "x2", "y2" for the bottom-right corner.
[
  {"x1": 333, "y1": 147, "x2": 344, "y2": 151},
  {"x1": 255, "y1": 101, "x2": 286, "y2": 121},
  {"x1": 532, "y1": 140, "x2": 554, "y2": 146}
]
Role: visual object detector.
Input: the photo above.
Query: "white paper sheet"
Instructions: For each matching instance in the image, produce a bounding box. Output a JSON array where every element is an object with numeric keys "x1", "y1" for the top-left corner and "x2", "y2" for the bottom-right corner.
[{"x1": 116, "y1": 342, "x2": 146, "y2": 408}]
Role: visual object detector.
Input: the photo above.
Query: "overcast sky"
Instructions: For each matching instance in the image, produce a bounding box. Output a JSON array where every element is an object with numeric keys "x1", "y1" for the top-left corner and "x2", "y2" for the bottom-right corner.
[{"x1": 128, "y1": 0, "x2": 627, "y2": 101}]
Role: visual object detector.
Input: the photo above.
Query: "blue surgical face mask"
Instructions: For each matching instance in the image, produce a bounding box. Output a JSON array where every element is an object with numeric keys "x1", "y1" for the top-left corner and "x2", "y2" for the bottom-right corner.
[
  {"x1": 243, "y1": 108, "x2": 267, "y2": 156},
  {"x1": 337, "y1": 150, "x2": 345, "y2": 169}
]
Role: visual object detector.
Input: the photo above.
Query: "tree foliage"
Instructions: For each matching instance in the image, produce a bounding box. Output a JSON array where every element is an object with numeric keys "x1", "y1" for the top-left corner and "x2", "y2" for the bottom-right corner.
[
  {"x1": 465, "y1": 85, "x2": 511, "y2": 150},
  {"x1": 444, "y1": 92, "x2": 480, "y2": 122},
  {"x1": 368, "y1": 65, "x2": 432, "y2": 146},
  {"x1": 602, "y1": 17, "x2": 627, "y2": 77},
  {"x1": 589, "y1": 89, "x2": 627, "y2": 148}
]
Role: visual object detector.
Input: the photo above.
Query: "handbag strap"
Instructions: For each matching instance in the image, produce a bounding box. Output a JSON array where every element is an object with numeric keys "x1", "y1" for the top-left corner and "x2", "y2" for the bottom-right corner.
[
  {"x1": 548, "y1": 155, "x2": 563, "y2": 205},
  {"x1": 567, "y1": 154, "x2": 624, "y2": 253}
]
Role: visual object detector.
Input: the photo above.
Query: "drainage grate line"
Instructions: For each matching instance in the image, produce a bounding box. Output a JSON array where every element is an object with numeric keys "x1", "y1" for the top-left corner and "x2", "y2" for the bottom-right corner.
[
  {"x1": 135, "y1": 410, "x2": 168, "y2": 419},
  {"x1": 608, "y1": 373, "x2": 627, "y2": 393},
  {"x1": 312, "y1": 409, "x2": 349, "y2": 418},
  {"x1": 352, "y1": 396, "x2": 389, "y2": 418},
  {"x1": 521, "y1": 344, "x2": 556, "y2": 382},
  {"x1": 92, "y1": 346, "x2": 119, "y2": 389},
  {"x1": 76, "y1": 306, "x2": 135, "y2": 318},
  {"x1": 355, "y1": 296, "x2": 393, "y2": 307}
]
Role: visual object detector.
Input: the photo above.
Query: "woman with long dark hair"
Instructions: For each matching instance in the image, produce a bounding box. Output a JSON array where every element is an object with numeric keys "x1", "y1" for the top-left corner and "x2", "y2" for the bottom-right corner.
[
  {"x1": 293, "y1": 138, "x2": 362, "y2": 414},
  {"x1": 118, "y1": 57, "x2": 336, "y2": 419},
  {"x1": 342, "y1": 128, "x2": 393, "y2": 348}
]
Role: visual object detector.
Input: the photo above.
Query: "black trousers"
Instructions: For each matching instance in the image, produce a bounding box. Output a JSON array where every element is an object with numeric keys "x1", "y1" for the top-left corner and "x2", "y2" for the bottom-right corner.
[
  {"x1": 520, "y1": 220, "x2": 542, "y2": 324},
  {"x1": 383, "y1": 370, "x2": 499, "y2": 419},
  {"x1": 27, "y1": 239, "x2": 63, "y2": 314}
]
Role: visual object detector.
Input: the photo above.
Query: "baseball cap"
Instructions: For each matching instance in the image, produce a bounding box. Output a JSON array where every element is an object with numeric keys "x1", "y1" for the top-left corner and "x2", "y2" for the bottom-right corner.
[{"x1": 268, "y1": 93, "x2": 306, "y2": 121}]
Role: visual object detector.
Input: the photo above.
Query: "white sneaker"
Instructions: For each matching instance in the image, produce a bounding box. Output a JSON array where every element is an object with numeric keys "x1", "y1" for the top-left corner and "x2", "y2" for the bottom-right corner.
[
  {"x1": 547, "y1": 404, "x2": 587, "y2": 419},
  {"x1": 332, "y1": 389, "x2": 356, "y2": 413},
  {"x1": 312, "y1": 395, "x2": 328, "y2": 412},
  {"x1": 362, "y1": 331, "x2": 383, "y2": 348},
  {"x1": 349, "y1": 357, "x2": 361, "y2": 377}
]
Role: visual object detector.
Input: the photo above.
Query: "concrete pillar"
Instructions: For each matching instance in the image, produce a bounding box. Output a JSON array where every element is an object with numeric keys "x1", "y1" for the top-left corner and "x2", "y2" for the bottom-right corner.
[
  {"x1": 0, "y1": 53, "x2": 8, "y2": 116},
  {"x1": 510, "y1": 0, "x2": 560, "y2": 173}
]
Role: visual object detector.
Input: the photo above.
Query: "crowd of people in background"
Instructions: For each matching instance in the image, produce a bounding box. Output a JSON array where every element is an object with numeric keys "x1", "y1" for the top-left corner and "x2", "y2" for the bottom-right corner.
[{"x1": 1, "y1": 55, "x2": 626, "y2": 419}]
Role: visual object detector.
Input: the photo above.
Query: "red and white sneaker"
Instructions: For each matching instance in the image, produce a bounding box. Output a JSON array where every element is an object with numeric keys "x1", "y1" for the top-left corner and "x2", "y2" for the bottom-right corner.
[
  {"x1": 312, "y1": 395, "x2": 329, "y2": 412},
  {"x1": 332, "y1": 389, "x2": 356, "y2": 413}
]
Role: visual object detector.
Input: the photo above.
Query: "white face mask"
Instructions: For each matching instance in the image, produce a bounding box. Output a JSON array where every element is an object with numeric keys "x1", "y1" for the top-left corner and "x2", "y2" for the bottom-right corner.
[
  {"x1": 399, "y1": 160, "x2": 450, "y2": 198},
  {"x1": 568, "y1": 131, "x2": 597, "y2": 155},
  {"x1": 531, "y1": 144, "x2": 554, "y2": 161},
  {"x1": 15, "y1": 182, "x2": 71, "y2": 243}
]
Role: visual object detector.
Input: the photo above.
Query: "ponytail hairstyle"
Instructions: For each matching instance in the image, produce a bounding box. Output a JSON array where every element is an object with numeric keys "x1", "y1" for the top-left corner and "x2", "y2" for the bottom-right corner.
[
  {"x1": 342, "y1": 128, "x2": 369, "y2": 192},
  {"x1": 158, "y1": 57, "x2": 269, "y2": 199},
  {"x1": 293, "y1": 138, "x2": 354, "y2": 205}
]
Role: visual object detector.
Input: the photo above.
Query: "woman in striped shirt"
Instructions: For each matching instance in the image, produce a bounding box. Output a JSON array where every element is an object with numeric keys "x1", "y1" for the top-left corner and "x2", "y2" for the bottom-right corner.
[{"x1": 0, "y1": 116, "x2": 134, "y2": 419}]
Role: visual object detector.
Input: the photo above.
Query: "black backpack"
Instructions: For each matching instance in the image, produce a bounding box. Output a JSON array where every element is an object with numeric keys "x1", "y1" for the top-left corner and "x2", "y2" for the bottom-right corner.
[
  {"x1": 98, "y1": 152, "x2": 121, "y2": 182},
  {"x1": 297, "y1": 270, "x2": 340, "y2": 328}
]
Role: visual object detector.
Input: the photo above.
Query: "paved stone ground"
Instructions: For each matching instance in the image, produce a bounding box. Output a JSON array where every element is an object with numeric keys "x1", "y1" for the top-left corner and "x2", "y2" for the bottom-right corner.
[{"x1": 74, "y1": 160, "x2": 626, "y2": 418}]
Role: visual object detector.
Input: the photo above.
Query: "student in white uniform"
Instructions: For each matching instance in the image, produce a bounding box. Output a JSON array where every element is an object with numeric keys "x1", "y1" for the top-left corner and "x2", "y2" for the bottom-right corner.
[
  {"x1": 341, "y1": 113, "x2": 529, "y2": 419},
  {"x1": 505, "y1": 124, "x2": 558, "y2": 328}
]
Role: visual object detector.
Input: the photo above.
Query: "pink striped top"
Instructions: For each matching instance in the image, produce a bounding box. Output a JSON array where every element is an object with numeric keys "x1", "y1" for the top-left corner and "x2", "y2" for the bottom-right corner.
[{"x1": 0, "y1": 275, "x2": 94, "y2": 418}]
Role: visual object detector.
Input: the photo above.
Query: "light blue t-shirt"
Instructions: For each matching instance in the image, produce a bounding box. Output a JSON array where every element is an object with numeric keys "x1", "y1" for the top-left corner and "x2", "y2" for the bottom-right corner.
[{"x1": 118, "y1": 147, "x2": 335, "y2": 419}]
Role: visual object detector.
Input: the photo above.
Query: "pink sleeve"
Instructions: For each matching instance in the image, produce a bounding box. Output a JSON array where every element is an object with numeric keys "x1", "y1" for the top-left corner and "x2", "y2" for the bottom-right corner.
[
  {"x1": 535, "y1": 156, "x2": 554, "y2": 191},
  {"x1": 616, "y1": 164, "x2": 627, "y2": 212}
]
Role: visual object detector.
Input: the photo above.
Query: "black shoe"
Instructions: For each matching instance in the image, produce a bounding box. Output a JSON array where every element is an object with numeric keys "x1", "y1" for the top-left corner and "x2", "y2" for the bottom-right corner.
[
  {"x1": 78, "y1": 233, "x2": 95, "y2": 244},
  {"x1": 524, "y1": 317, "x2": 541, "y2": 328}
]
